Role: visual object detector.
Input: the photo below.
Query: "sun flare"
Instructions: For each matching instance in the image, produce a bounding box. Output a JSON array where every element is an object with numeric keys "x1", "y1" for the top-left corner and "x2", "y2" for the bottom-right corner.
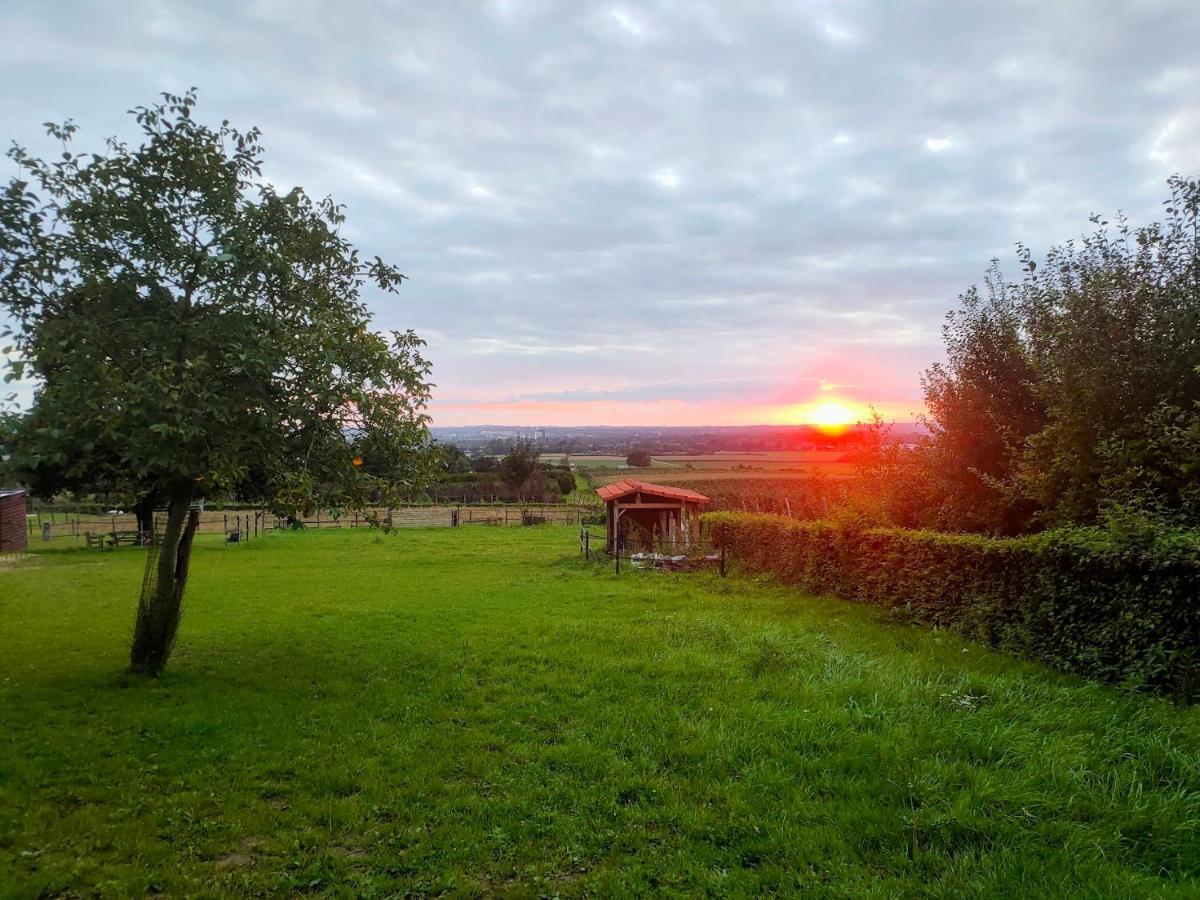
[
  {"x1": 809, "y1": 401, "x2": 856, "y2": 426},
  {"x1": 773, "y1": 399, "x2": 863, "y2": 431}
]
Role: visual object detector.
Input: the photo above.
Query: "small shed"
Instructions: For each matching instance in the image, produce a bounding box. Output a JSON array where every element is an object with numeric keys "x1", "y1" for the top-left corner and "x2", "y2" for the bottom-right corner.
[
  {"x1": 0, "y1": 489, "x2": 28, "y2": 552},
  {"x1": 595, "y1": 479, "x2": 710, "y2": 553}
]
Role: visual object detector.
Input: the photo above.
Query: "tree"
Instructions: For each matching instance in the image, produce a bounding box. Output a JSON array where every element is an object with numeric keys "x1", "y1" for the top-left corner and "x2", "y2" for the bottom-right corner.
[
  {"x1": 1014, "y1": 178, "x2": 1200, "y2": 526},
  {"x1": 920, "y1": 175, "x2": 1200, "y2": 532},
  {"x1": 548, "y1": 467, "x2": 575, "y2": 496},
  {"x1": 626, "y1": 447, "x2": 652, "y2": 468},
  {"x1": 0, "y1": 91, "x2": 434, "y2": 675},
  {"x1": 439, "y1": 443, "x2": 473, "y2": 475},
  {"x1": 500, "y1": 437, "x2": 539, "y2": 498},
  {"x1": 350, "y1": 420, "x2": 440, "y2": 496},
  {"x1": 6, "y1": 283, "x2": 178, "y2": 535},
  {"x1": 0, "y1": 410, "x2": 21, "y2": 483},
  {"x1": 472, "y1": 455, "x2": 497, "y2": 473},
  {"x1": 841, "y1": 409, "x2": 919, "y2": 527},
  {"x1": 920, "y1": 265, "x2": 1044, "y2": 533}
]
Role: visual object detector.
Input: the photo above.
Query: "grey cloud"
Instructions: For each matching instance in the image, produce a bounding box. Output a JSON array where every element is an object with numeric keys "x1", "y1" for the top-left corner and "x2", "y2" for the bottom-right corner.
[
  {"x1": 511, "y1": 377, "x2": 787, "y2": 404},
  {"x1": 2, "y1": 0, "x2": 1197, "y2": 421}
]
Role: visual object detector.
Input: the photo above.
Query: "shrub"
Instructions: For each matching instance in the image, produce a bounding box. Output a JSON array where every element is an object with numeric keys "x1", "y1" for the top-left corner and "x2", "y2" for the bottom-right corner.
[
  {"x1": 626, "y1": 448, "x2": 653, "y2": 468},
  {"x1": 703, "y1": 512, "x2": 1200, "y2": 696},
  {"x1": 545, "y1": 467, "x2": 575, "y2": 495}
]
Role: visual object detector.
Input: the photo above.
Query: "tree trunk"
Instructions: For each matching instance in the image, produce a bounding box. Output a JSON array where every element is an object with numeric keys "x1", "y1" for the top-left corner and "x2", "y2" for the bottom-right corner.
[{"x1": 130, "y1": 482, "x2": 198, "y2": 676}]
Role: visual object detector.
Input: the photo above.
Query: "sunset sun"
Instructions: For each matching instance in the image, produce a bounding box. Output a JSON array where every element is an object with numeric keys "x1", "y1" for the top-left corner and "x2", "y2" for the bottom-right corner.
[
  {"x1": 809, "y1": 401, "x2": 856, "y2": 427},
  {"x1": 774, "y1": 399, "x2": 862, "y2": 429}
]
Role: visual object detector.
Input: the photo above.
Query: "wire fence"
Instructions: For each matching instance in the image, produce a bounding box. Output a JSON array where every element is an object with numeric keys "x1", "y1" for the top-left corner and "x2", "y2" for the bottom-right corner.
[
  {"x1": 579, "y1": 524, "x2": 727, "y2": 575},
  {"x1": 24, "y1": 501, "x2": 598, "y2": 547},
  {"x1": 26, "y1": 508, "x2": 271, "y2": 547}
]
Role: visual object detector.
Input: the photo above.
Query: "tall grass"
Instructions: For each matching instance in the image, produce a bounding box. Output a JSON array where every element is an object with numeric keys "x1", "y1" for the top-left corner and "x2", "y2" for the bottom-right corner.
[{"x1": 1, "y1": 528, "x2": 1197, "y2": 895}]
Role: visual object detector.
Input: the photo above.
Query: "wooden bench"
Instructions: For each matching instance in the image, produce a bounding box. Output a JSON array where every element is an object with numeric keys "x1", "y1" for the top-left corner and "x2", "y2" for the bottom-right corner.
[
  {"x1": 84, "y1": 532, "x2": 107, "y2": 550},
  {"x1": 108, "y1": 530, "x2": 143, "y2": 547}
]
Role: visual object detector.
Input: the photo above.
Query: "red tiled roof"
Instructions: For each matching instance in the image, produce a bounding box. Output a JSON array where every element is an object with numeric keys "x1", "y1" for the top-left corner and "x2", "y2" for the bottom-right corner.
[{"x1": 595, "y1": 479, "x2": 710, "y2": 505}]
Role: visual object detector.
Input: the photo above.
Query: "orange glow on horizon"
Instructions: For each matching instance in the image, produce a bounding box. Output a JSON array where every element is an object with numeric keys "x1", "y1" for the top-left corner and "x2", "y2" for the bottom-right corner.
[
  {"x1": 426, "y1": 396, "x2": 918, "y2": 427},
  {"x1": 808, "y1": 401, "x2": 857, "y2": 426},
  {"x1": 772, "y1": 399, "x2": 867, "y2": 431}
]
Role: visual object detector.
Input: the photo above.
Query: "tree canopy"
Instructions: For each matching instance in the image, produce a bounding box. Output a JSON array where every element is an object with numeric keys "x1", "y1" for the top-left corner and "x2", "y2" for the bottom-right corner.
[
  {"x1": 899, "y1": 176, "x2": 1200, "y2": 534},
  {"x1": 500, "y1": 437, "x2": 540, "y2": 498}
]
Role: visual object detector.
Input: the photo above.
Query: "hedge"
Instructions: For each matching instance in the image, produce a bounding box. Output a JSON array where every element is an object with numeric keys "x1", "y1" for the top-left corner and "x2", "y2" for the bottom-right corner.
[{"x1": 703, "y1": 512, "x2": 1200, "y2": 696}]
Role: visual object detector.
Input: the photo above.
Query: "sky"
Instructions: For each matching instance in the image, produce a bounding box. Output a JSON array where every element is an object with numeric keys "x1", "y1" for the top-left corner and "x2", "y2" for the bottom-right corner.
[{"x1": 1, "y1": 1, "x2": 1198, "y2": 427}]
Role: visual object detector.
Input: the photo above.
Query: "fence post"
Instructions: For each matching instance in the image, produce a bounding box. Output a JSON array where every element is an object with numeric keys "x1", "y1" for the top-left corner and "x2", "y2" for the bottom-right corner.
[{"x1": 720, "y1": 544, "x2": 726, "y2": 578}]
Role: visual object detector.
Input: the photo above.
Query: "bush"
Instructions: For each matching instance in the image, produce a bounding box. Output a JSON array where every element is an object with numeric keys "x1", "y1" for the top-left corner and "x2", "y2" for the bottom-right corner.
[
  {"x1": 703, "y1": 512, "x2": 1200, "y2": 696},
  {"x1": 544, "y1": 466, "x2": 575, "y2": 496},
  {"x1": 626, "y1": 448, "x2": 652, "y2": 468}
]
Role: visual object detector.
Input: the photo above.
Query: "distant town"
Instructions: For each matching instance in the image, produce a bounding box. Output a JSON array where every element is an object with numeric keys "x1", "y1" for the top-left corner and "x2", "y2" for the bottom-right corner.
[{"x1": 431, "y1": 422, "x2": 929, "y2": 456}]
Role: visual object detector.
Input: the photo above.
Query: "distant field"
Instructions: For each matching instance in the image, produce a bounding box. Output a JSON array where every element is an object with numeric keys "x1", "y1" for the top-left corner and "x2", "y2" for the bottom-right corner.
[
  {"x1": 586, "y1": 471, "x2": 849, "y2": 516},
  {"x1": 591, "y1": 469, "x2": 823, "y2": 486},
  {"x1": 575, "y1": 451, "x2": 856, "y2": 480},
  {"x1": 554, "y1": 455, "x2": 675, "y2": 470},
  {"x1": 654, "y1": 451, "x2": 851, "y2": 470}
]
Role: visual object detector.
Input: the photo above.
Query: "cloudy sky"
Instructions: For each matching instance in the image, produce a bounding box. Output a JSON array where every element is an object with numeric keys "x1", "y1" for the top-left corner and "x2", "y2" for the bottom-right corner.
[{"x1": 2, "y1": 1, "x2": 1197, "y2": 426}]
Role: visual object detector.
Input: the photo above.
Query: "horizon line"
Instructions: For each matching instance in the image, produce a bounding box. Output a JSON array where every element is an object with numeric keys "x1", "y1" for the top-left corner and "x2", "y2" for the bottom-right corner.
[{"x1": 428, "y1": 421, "x2": 926, "y2": 430}]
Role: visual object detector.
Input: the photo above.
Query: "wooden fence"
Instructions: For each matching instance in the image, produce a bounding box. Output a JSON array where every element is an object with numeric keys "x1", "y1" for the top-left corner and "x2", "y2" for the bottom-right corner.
[{"x1": 283, "y1": 503, "x2": 593, "y2": 530}]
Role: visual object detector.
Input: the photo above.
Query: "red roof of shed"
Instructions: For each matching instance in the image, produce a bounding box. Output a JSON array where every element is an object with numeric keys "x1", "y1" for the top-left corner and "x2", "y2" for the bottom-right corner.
[{"x1": 595, "y1": 479, "x2": 710, "y2": 505}]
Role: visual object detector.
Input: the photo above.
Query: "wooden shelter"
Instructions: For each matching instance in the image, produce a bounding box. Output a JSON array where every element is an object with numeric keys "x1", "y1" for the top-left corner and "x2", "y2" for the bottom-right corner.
[
  {"x1": 595, "y1": 479, "x2": 710, "y2": 553},
  {"x1": 0, "y1": 489, "x2": 28, "y2": 552}
]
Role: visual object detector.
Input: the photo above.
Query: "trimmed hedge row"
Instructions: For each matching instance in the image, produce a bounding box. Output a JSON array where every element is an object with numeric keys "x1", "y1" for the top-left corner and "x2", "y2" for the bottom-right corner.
[{"x1": 703, "y1": 512, "x2": 1200, "y2": 695}]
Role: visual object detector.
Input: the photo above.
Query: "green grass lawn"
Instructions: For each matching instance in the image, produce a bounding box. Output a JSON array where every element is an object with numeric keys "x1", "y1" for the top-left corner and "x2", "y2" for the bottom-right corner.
[{"x1": 2, "y1": 529, "x2": 1198, "y2": 897}]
